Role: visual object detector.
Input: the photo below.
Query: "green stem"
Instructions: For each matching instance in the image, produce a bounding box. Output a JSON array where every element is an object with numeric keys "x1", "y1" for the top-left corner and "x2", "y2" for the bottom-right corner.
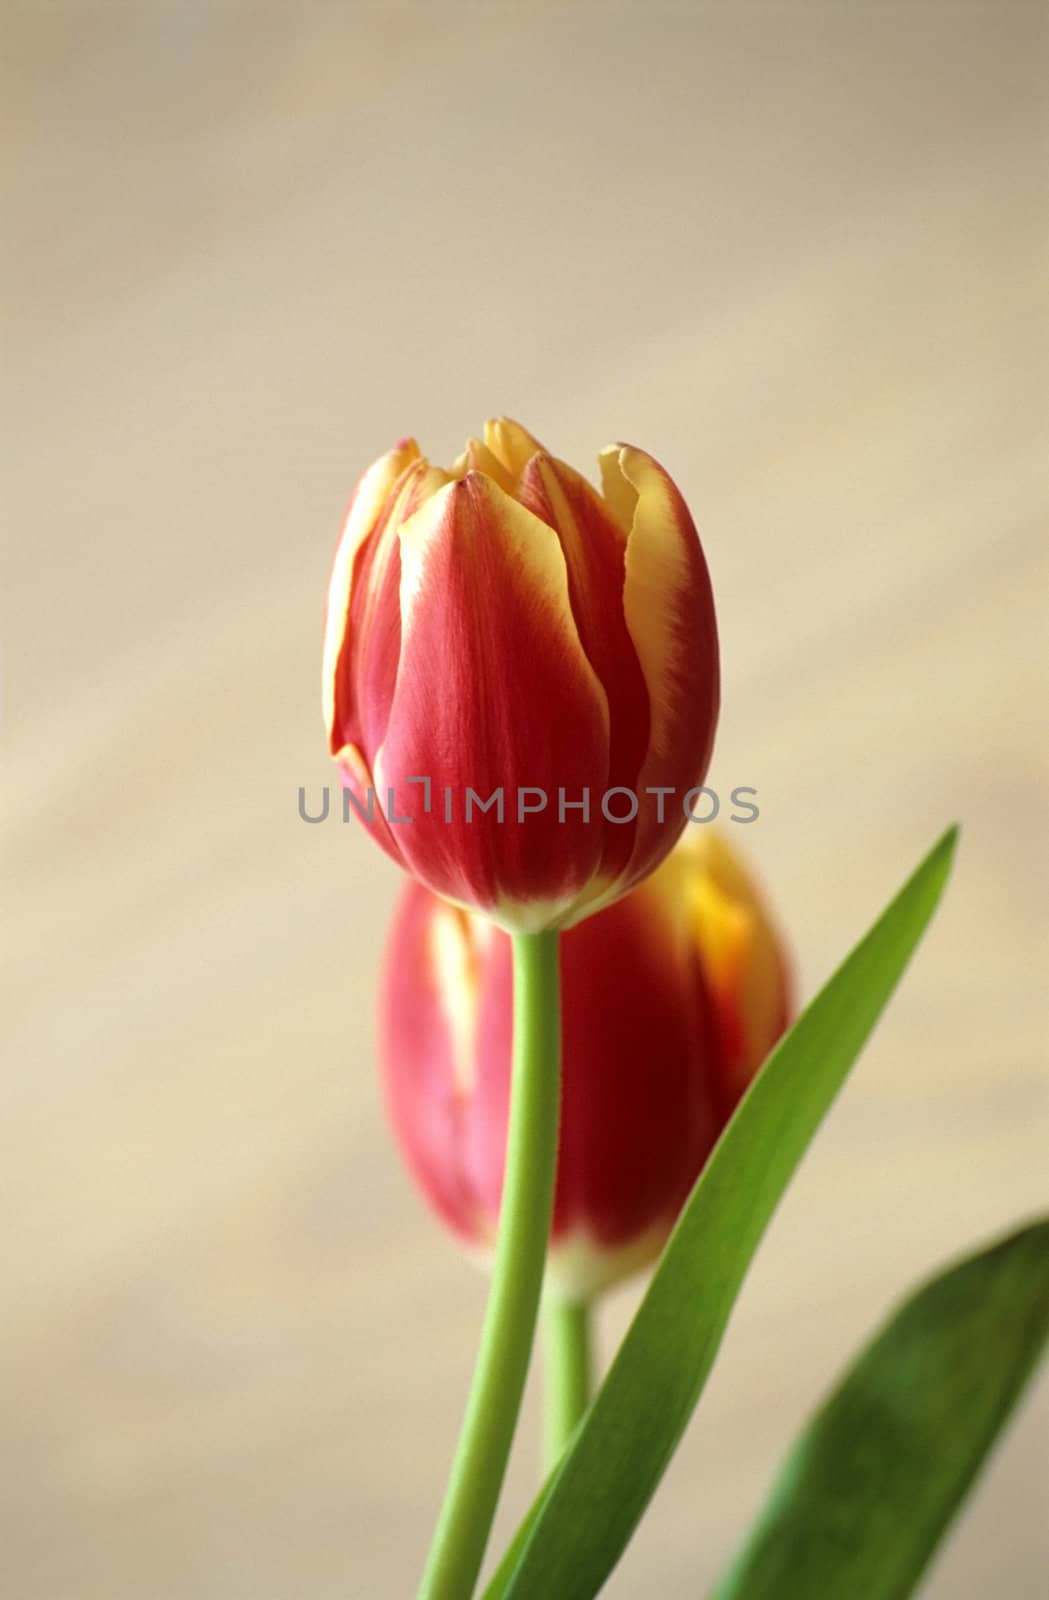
[
  {"x1": 418, "y1": 929, "x2": 561, "y2": 1600},
  {"x1": 541, "y1": 1295, "x2": 592, "y2": 1472}
]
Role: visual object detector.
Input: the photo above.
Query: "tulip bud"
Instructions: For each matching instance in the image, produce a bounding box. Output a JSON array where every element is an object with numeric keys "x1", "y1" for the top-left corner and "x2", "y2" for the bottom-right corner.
[
  {"x1": 379, "y1": 830, "x2": 791, "y2": 1299},
  {"x1": 323, "y1": 419, "x2": 719, "y2": 933}
]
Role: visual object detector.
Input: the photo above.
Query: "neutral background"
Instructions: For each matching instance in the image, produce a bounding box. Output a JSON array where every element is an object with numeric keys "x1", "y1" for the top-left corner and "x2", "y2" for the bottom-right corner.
[{"x1": 5, "y1": 4, "x2": 1047, "y2": 1596}]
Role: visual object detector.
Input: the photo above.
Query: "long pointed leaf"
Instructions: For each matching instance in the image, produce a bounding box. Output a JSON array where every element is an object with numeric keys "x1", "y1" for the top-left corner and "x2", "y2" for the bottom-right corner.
[
  {"x1": 497, "y1": 827, "x2": 958, "y2": 1600},
  {"x1": 713, "y1": 1218, "x2": 1049, "y2": 1600}
]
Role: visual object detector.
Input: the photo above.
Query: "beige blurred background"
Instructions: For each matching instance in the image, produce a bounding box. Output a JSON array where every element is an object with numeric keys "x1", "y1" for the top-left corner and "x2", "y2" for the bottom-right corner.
[{"x1": 4, "y1": 3, "x2": 1048, "y2": 1596}]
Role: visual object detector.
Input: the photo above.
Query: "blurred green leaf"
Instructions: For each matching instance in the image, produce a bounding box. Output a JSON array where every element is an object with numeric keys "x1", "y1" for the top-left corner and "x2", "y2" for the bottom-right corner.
[
  {"x1": 494, "y1": 827, "x2": 958, "y2": 1600},
  {"x1": 712, "y1": 1218, "x2": 1049, "y2": 1600}
]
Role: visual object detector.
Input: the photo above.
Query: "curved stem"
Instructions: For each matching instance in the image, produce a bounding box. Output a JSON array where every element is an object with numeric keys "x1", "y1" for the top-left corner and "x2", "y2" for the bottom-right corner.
[
  {"x1": 541, "y1": 1295, "x2": 592, "y2": 1472},
  {"x1": 418, "y1": 930, "x2": 561, "y2": 1600}
]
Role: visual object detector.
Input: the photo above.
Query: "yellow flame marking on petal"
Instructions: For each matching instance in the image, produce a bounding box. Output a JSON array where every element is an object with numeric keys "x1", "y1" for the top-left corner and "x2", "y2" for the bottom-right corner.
[
  {"x1": 597, "y1": 442, "x2": 639, "y2": 535},
  {"x1": 688, "y1": 830, "x2": 787, "y2": 1074},
  {"x1": 690, "y1": 875, "x2": 753, "y2": 997},
  {"x1": 483, "y1": 416, "x2": 547, "y2": 480},
  {"x1": 611, "y1": 444, "x2": 696, "y2": 762},
  {"x1": 451, "y1": 437, "x2": 516, "y2": 492}
]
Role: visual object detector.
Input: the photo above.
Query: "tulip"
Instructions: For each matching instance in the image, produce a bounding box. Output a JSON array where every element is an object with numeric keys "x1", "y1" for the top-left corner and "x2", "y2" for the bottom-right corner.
[
  {"x1": 380, "y1": 828, "x2": 791, "y2": 1300},
  {"x1": 323, "y1": 418, "x2": 719, "y2": 932}
]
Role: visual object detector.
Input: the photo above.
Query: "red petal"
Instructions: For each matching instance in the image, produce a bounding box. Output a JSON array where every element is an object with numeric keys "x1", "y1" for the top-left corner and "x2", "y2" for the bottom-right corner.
[
  {"x1": 517, "y1": 455, "x2": 651, "y2": 872},
  {"x1": 554, "y1": 881, "x2": 720, "y2": 1248},
  {"x1": 379, "y1": 885, "x2": 488, "y2": 1243},
  {"x1": 323, "y1": 441, "x2": 420, "y2": 753},
  {"x1": 376, "y1": 473, "x2": 611, "y2": 925},
  {"x1": 600, "y1": 444, "x2": 720, "y2": 888}
]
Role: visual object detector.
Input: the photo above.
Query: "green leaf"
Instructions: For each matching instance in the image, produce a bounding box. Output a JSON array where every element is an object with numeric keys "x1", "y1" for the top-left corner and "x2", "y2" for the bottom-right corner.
[
  {"x1": 481, "y1": 1487, "x2": 549, "y2": 1600},
  {"x1": 495, "y1": 827, "x2": 958, "y2": 1600},
  {"x1": 712, "y1": 1218, "x2": 1049, "y2": 1600}
]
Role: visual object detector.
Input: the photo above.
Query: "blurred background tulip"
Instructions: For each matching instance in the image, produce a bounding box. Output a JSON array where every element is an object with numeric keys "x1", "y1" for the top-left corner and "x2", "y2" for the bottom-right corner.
[
  {"x1": 323, "y1": 419, "x2": 719, "y2": 932},
  {"x1": 380, "y1": 829, "x2": 790, "y2": 1300}
]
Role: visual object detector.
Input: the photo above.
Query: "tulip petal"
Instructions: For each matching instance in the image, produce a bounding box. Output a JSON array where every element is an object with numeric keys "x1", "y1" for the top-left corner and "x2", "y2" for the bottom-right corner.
[
  {"x1": 637, "y1": 828, "x2": 792, "y2": 1110},
  {"x1": 377, "y1": 472, "x2": 611, "y2": 927},
  {"x1": 452, "y1": 437, "x2": 516, "y2": 493},
  {"x1": 483, "y1": 416, "x2": 546, "y2": 481},
  {"x1": 518, "y1": 455, "x2": 650, "y2": 808},
  {"x1": 556, "y1": 885, "x2": 720, "y2": 1251},
  {"x1": 689, "y1": 831, "x2": 793, "y2": 1103},
  {"x1": 323, "y1": 439, "x2": 419, "y2": 746},
  {"x1": 380, "y1": 885, "x2": 484, "y2": 1242},
  {"x1": 332, "y1": 740, "x2": 405, "y2": 868},
  {"x1": 350, "y1": 460, "x2": 450, "y2": 758},
  {"x1": 328, "y1": 456, "x2": 449, "y2": 770},
  {"x1": 600, "y1": 444, "x2": 720, "y2": 883}
]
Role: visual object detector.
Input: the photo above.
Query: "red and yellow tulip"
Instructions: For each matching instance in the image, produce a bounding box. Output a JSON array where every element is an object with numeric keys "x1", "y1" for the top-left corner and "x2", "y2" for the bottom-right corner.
[
  {"x1": 379, "y1": 829, "x2": 791, "y2": 1298},
  {"x1": 323, "y1": 419, "x2": 719, "y2": 932}
]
